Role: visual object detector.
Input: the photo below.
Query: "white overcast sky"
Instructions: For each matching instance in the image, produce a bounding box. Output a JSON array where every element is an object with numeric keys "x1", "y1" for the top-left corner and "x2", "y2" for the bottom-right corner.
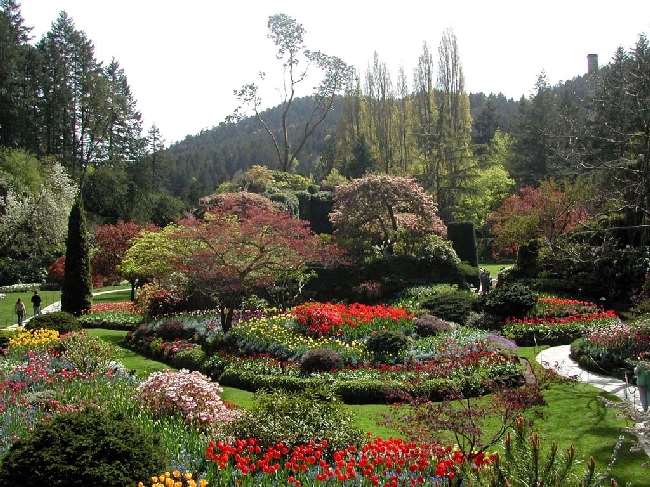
[{"x1": 20, "y1": 0, "x2": 650, "y2": 144}]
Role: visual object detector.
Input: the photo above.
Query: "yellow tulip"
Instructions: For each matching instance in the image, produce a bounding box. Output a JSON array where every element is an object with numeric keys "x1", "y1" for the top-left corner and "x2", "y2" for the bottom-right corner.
[{"x1": 173, "y1": 470, "x2": 181, "y2": 478}]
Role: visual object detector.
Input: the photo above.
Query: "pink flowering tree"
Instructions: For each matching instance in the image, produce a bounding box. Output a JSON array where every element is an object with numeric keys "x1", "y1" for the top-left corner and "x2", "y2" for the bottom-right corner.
[
  {"x1": 329, "y1": 175, "x2": 447, "y2": 256},
  {"x1": 173, "y1": 206, "x2": 343, "y2": 331}
]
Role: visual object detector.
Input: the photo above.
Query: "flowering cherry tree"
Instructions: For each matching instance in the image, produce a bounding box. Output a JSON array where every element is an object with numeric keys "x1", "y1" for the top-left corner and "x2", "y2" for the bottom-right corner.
[{"x1": 329, "y1": 175, "x2": 447, "y2": 254}]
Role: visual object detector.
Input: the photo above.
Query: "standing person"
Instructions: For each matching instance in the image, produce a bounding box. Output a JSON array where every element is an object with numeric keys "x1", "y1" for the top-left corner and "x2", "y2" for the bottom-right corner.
[
  {"x1": 31, "y1": 290, "x2": 42, "y2": 317},
  {"x1": 15, "y1": 298, "x2": 26, "y2": 326}
]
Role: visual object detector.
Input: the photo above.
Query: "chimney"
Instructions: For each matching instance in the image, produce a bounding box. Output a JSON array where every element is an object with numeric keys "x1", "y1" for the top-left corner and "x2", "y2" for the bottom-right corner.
[{"x1": 587, "y1": 54, "x2": 598, "y2": 75}]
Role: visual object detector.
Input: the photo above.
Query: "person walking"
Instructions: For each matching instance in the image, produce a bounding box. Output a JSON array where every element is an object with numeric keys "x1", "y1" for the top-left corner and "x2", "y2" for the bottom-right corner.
[
  {"x1": 31, "y1": 290, "x2": 42, "y2": 317},
  {"x1": 15, "y1": 298, "x2": 26, "y2": 326}
]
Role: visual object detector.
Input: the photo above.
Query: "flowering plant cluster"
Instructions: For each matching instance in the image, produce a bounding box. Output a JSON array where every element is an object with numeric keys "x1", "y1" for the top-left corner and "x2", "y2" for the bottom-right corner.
[
  {"x1": 205, "y1": 436, "x2": 494, "y2": 485},
  {"x1": 530, "y1": 296, "x2": 599, "y2": 318},
  {"x1": 137, "y1": 369, "x2": 240, "y2": 429},
  {"x1": 8, "y1": 329, "x2": 60, "y2": 351},
  {"x1": 293, "y1": 302, "x2": 411, "y2": 336},
  {"x1": 140, "y1": 470, "x2": 207, "y2": 487},
  {"x1": 227, "y1": 314, "x2": 367, "y2": 364},
  {"x1": 78, "y1": 310, "x2": 143, "y2": 330},
  {"x1": 89, "y1": 301, "x2": 137, "y2": 313},
  {"x1": 503, "y1": 310, "x2": 619, "y2": 346}
]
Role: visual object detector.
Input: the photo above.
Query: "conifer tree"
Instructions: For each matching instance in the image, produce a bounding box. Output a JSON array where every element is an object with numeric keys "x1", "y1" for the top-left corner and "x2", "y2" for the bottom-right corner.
[{"x1": 61, "y1": 196, "x2": 92, "y2": 315}]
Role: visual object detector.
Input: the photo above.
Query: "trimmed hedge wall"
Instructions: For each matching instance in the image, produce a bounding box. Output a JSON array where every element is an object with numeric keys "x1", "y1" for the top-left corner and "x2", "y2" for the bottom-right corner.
[{"x1": 447, "y1": 222, "x2": 478, "y2": 267}]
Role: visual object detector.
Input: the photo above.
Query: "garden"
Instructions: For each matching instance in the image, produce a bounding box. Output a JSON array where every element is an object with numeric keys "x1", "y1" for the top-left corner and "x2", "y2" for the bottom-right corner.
[{"x1": 1, "y1": 176, "x2": 648, "y2": 486}]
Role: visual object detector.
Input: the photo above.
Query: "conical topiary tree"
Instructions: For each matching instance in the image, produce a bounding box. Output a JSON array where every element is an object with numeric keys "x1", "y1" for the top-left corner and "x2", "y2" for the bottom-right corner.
[{"x1": 61, "y1": 197, "x2": 92, "y2": 315}]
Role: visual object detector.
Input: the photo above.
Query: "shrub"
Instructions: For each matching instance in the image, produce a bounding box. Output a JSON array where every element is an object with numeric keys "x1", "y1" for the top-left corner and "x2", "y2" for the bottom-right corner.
[
  {"x1": 60, "y1": 331, "x2": 115, "y2": 374},
  {"x1": 25, "y1": 311, "x2": 80, "y2": 333},
  {"x1": 414, "y1": 315, "x2": 457, "y2": 337},
  {"x1": 224, "y1": 389, "x2": 363, "y2": 450},
  {"x1": 422, "y1": 290, "x2": 477, "y2": 324},
  {"x1": 366, "y1": 330, "x2": 409, "y2": 362},
  {"x1": 0, "y1": 408, "x2": 167, "y2": 487},
  {"x1": 447, "y1": 221, "x2": 478, "y2": 267},
  {"x1": 135, "y1": 283, "x2": 186, "y2": 318},
  {"x1": 300, "y1": 348, "x2": 343, "y2": 374},
  {"x1": 156, "y1": 319, "x2": 195, "y2": 341},
  {"x1": 137, "y1": 369, "x2": 239, "y2": 429},
  {"x1": 172, "y1": 347, "x2": 207, "y2": 370},
  {"x1": 479, "y1": 283, "x2": 537, "y2": 318}
]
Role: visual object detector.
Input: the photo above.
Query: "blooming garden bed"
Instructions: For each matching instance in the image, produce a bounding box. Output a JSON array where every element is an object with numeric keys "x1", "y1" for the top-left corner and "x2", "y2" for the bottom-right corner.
[
  {"x1": 502, "y1": 297, "x2": 619, "y2": 346},
  {"x1": 78, "y1": 301, "x2": 144, "y2": 330},
  {"x1": 125, "y1": 304, "x2": 524, "y2": 404}
]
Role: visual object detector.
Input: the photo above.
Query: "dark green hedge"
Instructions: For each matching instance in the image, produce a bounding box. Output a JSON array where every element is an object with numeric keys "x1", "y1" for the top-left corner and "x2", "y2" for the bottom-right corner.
[
  {"x1": 447, "y1": 222, "x2": 478, "y2": 267},
  {"x1": 296, "y1": 190, "x2": 334, "y2": 234}
]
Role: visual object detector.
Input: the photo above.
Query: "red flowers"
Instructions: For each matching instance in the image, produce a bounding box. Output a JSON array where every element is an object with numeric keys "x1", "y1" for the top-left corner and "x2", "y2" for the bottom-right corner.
[
  {"x1": 505, "y1": 310, "x2": 617, "y2": 327},
  {"x1": 88, "y1": 301, "x2": 136, "y2": 314},
  {"x1": 293, "y1": 303, "x2": 411, "y2": 336},
  {"x1": 205, "y1": 436, "x2": 495, "y2": 484}
]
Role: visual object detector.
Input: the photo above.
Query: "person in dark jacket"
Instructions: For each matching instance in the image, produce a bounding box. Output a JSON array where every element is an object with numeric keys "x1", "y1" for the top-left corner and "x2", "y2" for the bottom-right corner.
[{"x1": 31, "y1": 290, "x2": 42, "y2": 317}]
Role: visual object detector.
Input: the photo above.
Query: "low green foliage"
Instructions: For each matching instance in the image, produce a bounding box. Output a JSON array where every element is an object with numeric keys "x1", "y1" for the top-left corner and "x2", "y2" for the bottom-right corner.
[
  {"x1": 366, "y1": 330, "x2": 409, "y2": 363},
  {"x1": 224, "y1": 389, "x2": 364, "y2": 450},
  {"x1": 0, "y1": 408, "x2": 167, "y2": 487},
  {"x1": 25, "y1": 311, "x2": 80, "y2": 333},
  {"x1": 479, "y1": 283, "x2": 537, "y2": 318},
  {"x1": 422, "y1": 290, "x2": 477, "y2": 324}
]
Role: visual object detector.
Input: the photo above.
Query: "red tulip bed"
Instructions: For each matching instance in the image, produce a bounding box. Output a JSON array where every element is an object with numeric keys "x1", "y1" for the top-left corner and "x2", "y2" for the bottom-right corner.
[
  {"x1": 205, "y1": 436, "x2": 494, "y2": 486},
  {"x1": 293, "y1": 303, "x2": 412, "y2": 337},
  {"x1": 502, "y1": 296, "x2": 619, "y2": 346}
]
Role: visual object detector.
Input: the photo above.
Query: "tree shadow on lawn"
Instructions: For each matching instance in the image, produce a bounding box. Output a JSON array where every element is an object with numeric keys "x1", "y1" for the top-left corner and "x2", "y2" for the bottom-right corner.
[{"x1": 531, "y1": 384, "x2": 648, "y2": 485}]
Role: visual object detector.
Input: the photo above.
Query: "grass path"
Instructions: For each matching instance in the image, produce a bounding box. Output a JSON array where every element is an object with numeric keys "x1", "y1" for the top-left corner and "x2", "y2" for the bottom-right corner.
[{"x1": 89, "y1": 331, "x2": 648, "y2": 485}]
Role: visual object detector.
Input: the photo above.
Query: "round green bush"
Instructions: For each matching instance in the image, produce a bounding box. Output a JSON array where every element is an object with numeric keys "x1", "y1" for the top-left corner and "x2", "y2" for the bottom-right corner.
[
  {"x1": 414, "y1": 314, "x2": 457, "y2": 337},
  {"x1": 366, "y1": 330, "x2": 408, "y2": 362},
  {"x1": 0, "y1": 408, "x2": 167, "y2": 487},
  {"x1": 422, "y1": 291, "x2": 476, "y2": 324},
  {"x1": 479, "y1": 283, "x2": 537, "y2": 318},
  {"x1": 25, "y1": 311, "x2": 80, "y2": 333},
  {"x1": 300, "y1": 348, "x2": 342, "y2": 374},
  {"x1": 225, "y1": 390, "x2": 363, "y2": 450}
]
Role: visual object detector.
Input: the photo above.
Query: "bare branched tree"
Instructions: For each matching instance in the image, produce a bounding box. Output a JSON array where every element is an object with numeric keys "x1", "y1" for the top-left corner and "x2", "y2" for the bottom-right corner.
[{"x1": 232, "y1": 14, "x2": 352, "y2": 172}]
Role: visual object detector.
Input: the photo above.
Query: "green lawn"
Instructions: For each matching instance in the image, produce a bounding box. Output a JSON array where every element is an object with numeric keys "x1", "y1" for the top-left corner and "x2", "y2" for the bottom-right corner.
[
  {"x1": 90, "y1": 330, "x2": 648, "y2": 485},
  {"x1": 479, "y1": 263, "x2": 512, "y2": 277},
  {"x1": 0, "y1": 290, "x2": 60, "y2": 328},
  {"x1": 87, "y1": 328, "x2": 168, "y2": 377},
  {"x1": 92, "y1": 288, "x2": 131, "y2": 304}
]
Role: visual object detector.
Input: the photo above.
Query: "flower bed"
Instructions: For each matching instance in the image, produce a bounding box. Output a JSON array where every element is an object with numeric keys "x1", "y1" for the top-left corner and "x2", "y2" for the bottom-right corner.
[
  {"x1": 530, "y1": 296, "x2": 599, "y2": 318},
  {"x1": 570, "y1": 320, "x2": 650, "y2": 379},
  {"x1": 293, "y1": 302, "x2": 411, "y2": 336},
  {"x1": 125, "y1": 304, "x2": 523, "y2": 404},
  {"x1": 213, "y1": 353, "x2": 521, "y2": 404},
  {"x1": 204, "y1": 436, "x2": 494, "y2": 485},
  {"x1": 502, "y1": 310, "x2": 619, "y2": 346},
  {"x1": 137, "y1": 369, "x2": 240, "y2": 429},
  {"x1": 78, "y1": 301, "x2": 144, "y2": 330}
]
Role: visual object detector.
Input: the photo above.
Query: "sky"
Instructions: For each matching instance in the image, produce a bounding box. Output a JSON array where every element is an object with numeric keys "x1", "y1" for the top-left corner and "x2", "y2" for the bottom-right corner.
[{"x1": 20, "y1": 0, "x2": 650, "y2": 144}]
